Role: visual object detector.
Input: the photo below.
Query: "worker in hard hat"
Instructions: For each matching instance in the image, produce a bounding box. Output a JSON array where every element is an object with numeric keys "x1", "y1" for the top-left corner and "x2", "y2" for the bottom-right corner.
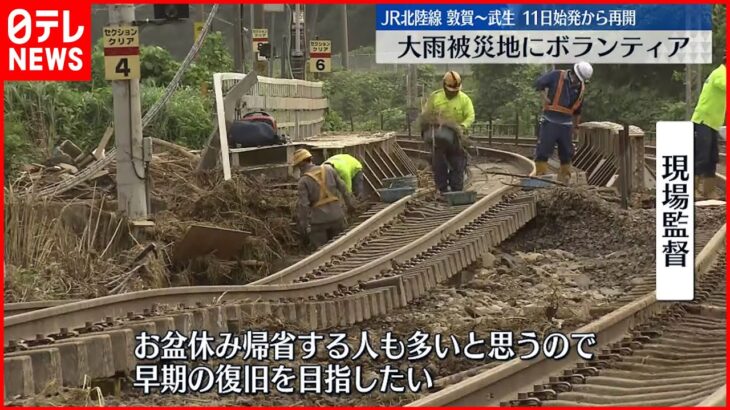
[
  {"x1": 534, "y1": 61, "x2": 593, "y2": 184},
  {"x1": 420, "y1": 71, "x2": 475, "y2": 193},
  {"x1": 292, "y1": 148, "x2": 355, "y2": 249},
  {"x1": 691, "y1": 52, "x2": 726, "y2": 200},
  {"x1": 324, "y1": 153, "x2": 366, "y2": 200}
]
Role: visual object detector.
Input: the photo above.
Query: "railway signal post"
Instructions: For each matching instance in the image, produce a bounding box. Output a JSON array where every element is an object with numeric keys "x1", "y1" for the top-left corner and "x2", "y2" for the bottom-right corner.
[{"x1": 105, "y1": 4, "x2": 149, "y2": 221}]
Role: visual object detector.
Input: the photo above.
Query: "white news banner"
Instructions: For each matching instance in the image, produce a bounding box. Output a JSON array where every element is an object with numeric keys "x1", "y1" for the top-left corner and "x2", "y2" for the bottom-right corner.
[{"x1": 655, "y1": 121, "x2": 694, "y2": 301}]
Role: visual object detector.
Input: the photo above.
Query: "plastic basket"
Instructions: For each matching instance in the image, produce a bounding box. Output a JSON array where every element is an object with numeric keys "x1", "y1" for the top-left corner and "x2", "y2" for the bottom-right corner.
[
  {"x1": 377, "y1": 187, "x2": 416, "y2": 203},
  {"x1": 443, "y1": 190, "x2": 477, "y2": 206},
  {"x1": 382, "y1": 175, "x2": 418, "y2": 189}
]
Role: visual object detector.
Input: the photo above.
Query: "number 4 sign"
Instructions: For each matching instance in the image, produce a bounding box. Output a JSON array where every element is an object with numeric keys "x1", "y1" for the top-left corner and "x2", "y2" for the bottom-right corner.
[
  {"x1": 103, "y1": 25, "x2": 140, "y2": 80},
  {"x1": 309, "y1": 40, "x2": 331, "y2": 73}
]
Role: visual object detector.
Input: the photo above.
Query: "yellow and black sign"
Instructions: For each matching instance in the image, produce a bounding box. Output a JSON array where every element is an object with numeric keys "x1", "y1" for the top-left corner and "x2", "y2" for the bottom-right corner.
[
  {"x1": 102, "y1": 25, "x2": 140, "y2": 81},
  {"x1": 194, "y1": 21, "x2": 204, "y2": 42},
  {"x1": 309, "y1": 40, "x2": 331, "y2": 73}
]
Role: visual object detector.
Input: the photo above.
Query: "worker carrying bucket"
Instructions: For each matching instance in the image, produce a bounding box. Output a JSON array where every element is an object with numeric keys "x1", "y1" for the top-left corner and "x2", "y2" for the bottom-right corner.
[{"x1": 419, "y1": 71, "x2": 475, "y2": 193}]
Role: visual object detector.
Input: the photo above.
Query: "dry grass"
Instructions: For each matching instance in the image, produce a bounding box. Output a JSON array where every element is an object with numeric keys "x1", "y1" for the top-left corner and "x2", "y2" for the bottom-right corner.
[{"x1": 5, "y1": 150, "x2": 308, "y2": 302}]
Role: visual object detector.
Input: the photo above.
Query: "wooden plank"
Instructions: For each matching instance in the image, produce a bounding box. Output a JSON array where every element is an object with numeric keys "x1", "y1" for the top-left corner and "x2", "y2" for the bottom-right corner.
[
  {"x1": 94, "y1": 127, "x2": 115, "y2": 160},
  {"x1": 197, "y1": 72, "x2": 259, "y2": 173},
  {"x1": 173, "y1": 224, "x2": 252, "y2": 264}
]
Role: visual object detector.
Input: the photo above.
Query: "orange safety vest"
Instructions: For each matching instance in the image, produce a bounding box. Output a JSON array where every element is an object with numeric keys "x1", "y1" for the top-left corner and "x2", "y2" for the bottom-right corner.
[
  {"x1": 304, "y1": 166, "x2": 340, "y2": 208},
  {"x1": 543, "y1": 70, "x2": 585, "y2": 116}
]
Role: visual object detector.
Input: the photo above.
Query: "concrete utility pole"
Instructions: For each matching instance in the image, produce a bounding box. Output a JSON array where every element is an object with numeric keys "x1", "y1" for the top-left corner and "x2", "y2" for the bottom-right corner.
[
  {"x1": 249, "y1": 5, "x2": 256, "y2": 70},
  {"x1": 294, "y1": 4, "x2": 302, "y2": 55},
  {"x1": 684, "y1": 64, "x2": 693, "y2": 121},
  {"x1": 108, "y1": 5, "x2": 148, "y2": 220},
  {"x1": 233, "y1": 5, "x2": 243, "y2": 72},
  {"x1": 341, "y1": 5, "x2": 349, "y2": 70},
  {"x1": 269, "y1": 12, "x2": 275, "y2": 77}
]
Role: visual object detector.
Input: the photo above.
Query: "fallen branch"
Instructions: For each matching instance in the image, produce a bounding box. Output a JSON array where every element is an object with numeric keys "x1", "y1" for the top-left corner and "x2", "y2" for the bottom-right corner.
[
  {"x1": 151, "y1": 138, "x2": 198, "y2": 160},
  {"x1": 483, "y1": 170, "x2": 568, "y2": 187},
  {"x1": 238, "y1": 259, "x2": 266, "y2": 267}
]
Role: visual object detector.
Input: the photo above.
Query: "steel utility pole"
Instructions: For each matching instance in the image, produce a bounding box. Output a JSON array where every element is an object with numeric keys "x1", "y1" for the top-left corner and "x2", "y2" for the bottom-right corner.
[
  {"x1": 108, "y1": 5, "x2": 148, "y2": 220},
  {"x1": 341, "y1": 5, "x2": 349, "y2": 70}
]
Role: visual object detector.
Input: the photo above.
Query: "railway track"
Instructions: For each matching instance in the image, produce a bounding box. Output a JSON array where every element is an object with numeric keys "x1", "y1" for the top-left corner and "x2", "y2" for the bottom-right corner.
[
  {"x1": 408, "y1": 223, "x2": 726, "y2": 407},
  {"x1": 3, "y1": 147, "x2": 537, "y2": 399}
]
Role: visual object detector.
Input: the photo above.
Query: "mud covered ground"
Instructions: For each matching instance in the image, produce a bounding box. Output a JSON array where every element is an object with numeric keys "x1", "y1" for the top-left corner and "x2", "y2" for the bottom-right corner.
[{"x1": 14, "y1": 186, "x2": 725, "y2": 407}]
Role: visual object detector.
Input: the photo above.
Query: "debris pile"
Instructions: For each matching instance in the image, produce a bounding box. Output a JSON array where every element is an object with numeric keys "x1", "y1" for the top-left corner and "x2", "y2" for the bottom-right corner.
[{"x1": 5, "y1": 142, "x2": 309, "y2": 303}]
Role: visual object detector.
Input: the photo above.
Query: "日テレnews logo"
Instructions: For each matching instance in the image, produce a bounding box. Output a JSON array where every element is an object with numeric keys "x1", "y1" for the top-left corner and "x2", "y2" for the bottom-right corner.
[{"x1": 1, "y1": 3, "x2": 90, "y2": 81}]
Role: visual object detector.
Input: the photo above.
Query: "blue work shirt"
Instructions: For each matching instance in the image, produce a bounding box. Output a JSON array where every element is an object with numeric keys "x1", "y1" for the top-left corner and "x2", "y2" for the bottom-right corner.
[{"x1": 535, "y1": 70, "x2": 584, "y2": 126}]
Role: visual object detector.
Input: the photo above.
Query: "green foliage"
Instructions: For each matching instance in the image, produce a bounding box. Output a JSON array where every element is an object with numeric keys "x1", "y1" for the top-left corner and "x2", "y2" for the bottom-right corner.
[
  {"x1": 142, "y1": 87, "x2": 214, "y2": 149},
  {"x1": 4, "y1": 114, "x2": 33, "y2": 177},
  {"x1": 140, "y1": 46, "x2": 180, "y2": 86},
  {"x1": 182, "y1": 32, "x2": 234, "y2": 88},
  {"x1": 712, "y1": 4, "x2": 726, "y2": 65},
  {"x1": 323, "y1": 71, "x2": 406, "y2": 131},
  {"x1": 4, "y1": 32, "x2": 234, "y2": 180},
  {"x1": 323, "y1": 110, "x2": 346, "y2": 131}
]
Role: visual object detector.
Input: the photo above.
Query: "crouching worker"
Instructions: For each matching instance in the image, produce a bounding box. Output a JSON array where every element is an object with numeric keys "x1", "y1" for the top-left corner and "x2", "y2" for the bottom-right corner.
[
  {"x1": 420, "y1": 71, "x2": 475, "y2": 193},
  {"x1": 292, "y1": 149, "x2": 355, "y2": 249},
  {"x1": 324, "y1": 153, "x2": 366, "y2": 200}
]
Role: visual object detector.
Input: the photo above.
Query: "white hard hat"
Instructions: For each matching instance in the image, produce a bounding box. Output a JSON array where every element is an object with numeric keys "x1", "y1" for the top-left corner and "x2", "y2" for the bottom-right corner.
[{"x1": 573, "y1": 61, "x2": 593, "y2": 83}]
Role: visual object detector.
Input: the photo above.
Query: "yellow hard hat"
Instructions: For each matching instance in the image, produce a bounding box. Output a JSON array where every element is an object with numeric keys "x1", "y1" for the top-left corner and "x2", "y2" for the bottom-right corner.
[
  {"x1": 291, "y1": 148, "x2": 312, "y2": 166},
  {"x1": 443, "y1": 71, "x2": 462, "y2": 92}
]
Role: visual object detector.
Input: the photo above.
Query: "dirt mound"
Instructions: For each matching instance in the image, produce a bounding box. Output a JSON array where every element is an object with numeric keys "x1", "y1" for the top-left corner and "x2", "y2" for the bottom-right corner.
[{"x1": 506, "y1": 186, "x2": 656, "y2": 257}]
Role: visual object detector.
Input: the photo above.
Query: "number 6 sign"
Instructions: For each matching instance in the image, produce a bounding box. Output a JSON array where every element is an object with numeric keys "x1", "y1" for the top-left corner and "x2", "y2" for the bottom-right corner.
[{"x1": 309, "y1": 39, "x2": 331, "y2": 73}]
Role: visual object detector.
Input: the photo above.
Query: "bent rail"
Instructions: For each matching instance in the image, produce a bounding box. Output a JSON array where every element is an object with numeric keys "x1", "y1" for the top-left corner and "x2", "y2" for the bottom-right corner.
[{"x1": 4, "y1": 148, "x2": 534, "y2": 345}]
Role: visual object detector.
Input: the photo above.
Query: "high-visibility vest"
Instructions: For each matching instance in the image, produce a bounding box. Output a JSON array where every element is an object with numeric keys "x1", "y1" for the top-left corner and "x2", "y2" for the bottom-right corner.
[
  {"x1": 304, "y1": 166, "x2": 340, "y2": 208},
  {"x1": 325, "y1": 154, "x2": 362, "y2": 193},
  {"x1": 543, "y1": 70, "x2": 585, "y2": 116}
]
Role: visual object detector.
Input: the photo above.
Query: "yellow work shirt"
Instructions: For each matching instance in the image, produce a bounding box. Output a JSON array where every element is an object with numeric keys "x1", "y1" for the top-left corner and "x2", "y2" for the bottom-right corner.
[{"x1": 422, "y1": 89, "x2": 476, "y2": 130}]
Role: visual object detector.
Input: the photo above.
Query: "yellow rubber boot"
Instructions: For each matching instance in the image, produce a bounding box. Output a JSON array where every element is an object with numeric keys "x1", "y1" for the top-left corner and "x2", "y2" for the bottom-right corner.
[
  {"x1": 558, "y1": 164, "x2": 572, "y2": 184},
  {"x1": 535, "y1": 161, "x2": 549, "y2": 176}
]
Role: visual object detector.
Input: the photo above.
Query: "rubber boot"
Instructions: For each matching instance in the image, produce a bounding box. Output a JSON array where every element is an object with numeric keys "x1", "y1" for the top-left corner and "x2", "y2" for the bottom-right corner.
[
  {"x1": 535, "y1": 161, "x2": 549, "y2": 176},
  {"x1": 701, "y1": 176, "x2": 720, "y2": 200},
  {"x1": 558, "y1": 164, "x2": 572, "y2": 184}
]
